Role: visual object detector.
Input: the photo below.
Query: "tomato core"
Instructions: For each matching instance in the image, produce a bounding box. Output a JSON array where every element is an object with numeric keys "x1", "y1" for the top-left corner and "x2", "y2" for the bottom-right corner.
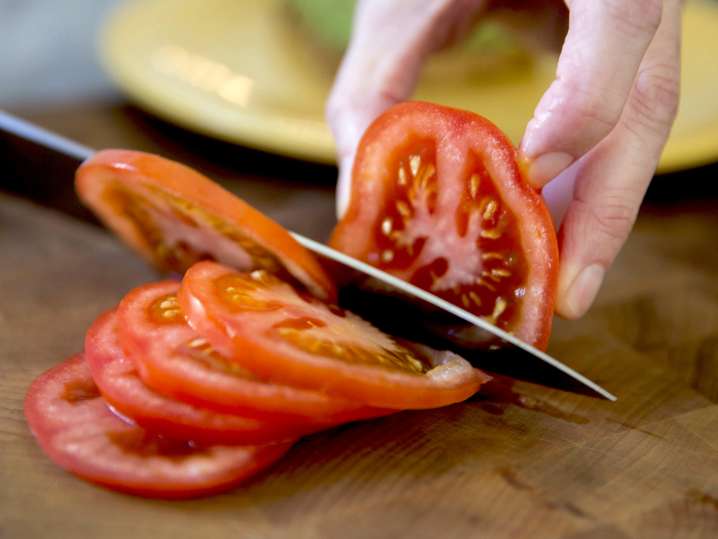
[{"x1": 367, "y1": 149, "x2": 529, "y2": 335}]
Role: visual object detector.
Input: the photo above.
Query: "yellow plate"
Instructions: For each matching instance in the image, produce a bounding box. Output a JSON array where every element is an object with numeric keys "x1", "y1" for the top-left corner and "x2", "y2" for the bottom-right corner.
[{"x1": 101, "y1": 0, "x2": 718, "y2": 172}]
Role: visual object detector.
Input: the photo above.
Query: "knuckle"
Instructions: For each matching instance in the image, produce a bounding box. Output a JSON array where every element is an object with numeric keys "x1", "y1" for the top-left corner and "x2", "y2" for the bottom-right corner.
[
  {"x1": 628, "y1": 62, "x2": 681, "y2": 137},
  {"x1": 573, "y1": 194, "x2": 638, "y2": 248},
  {"x1": 377, "y1": 86, "x2": 406, "y2": 110},
  {"x1": 605, "y1": 0, "x2": 662, "y2": 36},
  {"x1": 560, "y1": 82, "x2": 622, "y2": 134}
]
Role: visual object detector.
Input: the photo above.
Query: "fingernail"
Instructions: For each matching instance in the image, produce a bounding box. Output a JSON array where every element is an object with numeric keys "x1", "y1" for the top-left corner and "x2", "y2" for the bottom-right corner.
[
  {"x1": 562, "y1": 264, "x2": 605, "y2": 318},
  {"x1": 527, "y1": 152, "x2": 574, "y2": 187}
]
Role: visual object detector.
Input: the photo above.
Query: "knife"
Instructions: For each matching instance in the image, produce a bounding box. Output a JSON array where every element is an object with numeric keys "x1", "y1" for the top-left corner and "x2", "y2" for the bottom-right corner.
[{"x1": 0, "y1": 110, "x2": 616, "y2": 401}]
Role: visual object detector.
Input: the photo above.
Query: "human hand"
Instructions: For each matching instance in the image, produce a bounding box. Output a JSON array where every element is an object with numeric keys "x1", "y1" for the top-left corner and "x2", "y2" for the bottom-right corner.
[{"x1": 326, "y1": 0, "x2": 681, "y2": 319}]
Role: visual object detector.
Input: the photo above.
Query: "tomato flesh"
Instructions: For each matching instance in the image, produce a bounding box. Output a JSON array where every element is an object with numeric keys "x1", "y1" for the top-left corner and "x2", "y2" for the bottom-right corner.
[
  {"x1": 330, "y1": 102, "x2": 558, "y2": 350},
  {"x1": 117, "y1": 281, "x2": 389, "y2": 422},
  {"x1": 370, "y1": 148, "x2": 529, "y2": 328},
  {"x1": 76, "y1": 150, "x2": 335, "y2": 301},
  {"x1": 180, "y1": 261, "x2": 490, "y2": 409},
  {"x1": 85, "y1": 310, "x2": 318, "y2": 445},
  {"x1": 24, "y1": 355, "x2": 292, "y2": 499}
]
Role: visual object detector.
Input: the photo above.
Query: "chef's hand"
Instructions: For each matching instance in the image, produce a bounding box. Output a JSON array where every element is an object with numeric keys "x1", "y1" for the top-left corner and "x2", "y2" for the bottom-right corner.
[{"x1": 326, "y1": 0, "x2": 681, "y2": 319}]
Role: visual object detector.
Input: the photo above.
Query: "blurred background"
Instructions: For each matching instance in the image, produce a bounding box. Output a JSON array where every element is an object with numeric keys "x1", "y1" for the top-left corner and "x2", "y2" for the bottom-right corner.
[
  {"x1": 2, "y1": 0, "x2": 718, "y2": 237},
  {"x1": 1, "y1": 0, "x2": 118, "y2": 106}
]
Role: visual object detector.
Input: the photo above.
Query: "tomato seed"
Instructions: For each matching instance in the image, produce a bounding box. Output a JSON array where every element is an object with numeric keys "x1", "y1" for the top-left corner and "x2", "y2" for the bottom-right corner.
[
  {"x1": 480, "y1": 227, "x2": 502, "y2": 240},
  {"x1": 491, "y1": 268, "x2": 511, "y2": 279},
  {"x1": 491, "y1": 297, "x2": 507, "y2": 321},
  {"x1": 409, "y1": 155, "x2": 421, "y2": 177},
  {"x1": 469, "y1": 174, "x2": 480, "y2": 199},
  {"x1": 396, "y1": 201, "x2": 411, "y2": 218},
  {"x1": 482, "y1": 199, "x2": 498, "y2": 221},
  {"x1": 159, "y1": 298, "x2": 178, "y2": 310},
  {"x1": 481, "y1": 252, "x2": 504, "y2": 261},
  {"x1": 381, "y1": 217, "x2": 393, "y2": 236}
]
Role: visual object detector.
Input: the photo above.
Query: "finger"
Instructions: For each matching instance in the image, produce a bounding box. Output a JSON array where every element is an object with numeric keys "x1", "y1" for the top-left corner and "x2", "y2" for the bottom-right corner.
[
  {"x1": 327, "y1": 0, "x2": 487, "y2": 216},
  {"x1": 551, "y1": 0, "x2": 682, "y2": 319},
  {"x1": 520, "y1": 0, "x2": 664, "y2": 187}
]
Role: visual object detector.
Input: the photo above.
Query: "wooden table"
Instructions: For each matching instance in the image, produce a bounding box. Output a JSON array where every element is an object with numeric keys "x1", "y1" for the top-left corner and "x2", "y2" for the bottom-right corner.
[{"x1": 2, "y1": 5, "x2": 718, "y2": 536}]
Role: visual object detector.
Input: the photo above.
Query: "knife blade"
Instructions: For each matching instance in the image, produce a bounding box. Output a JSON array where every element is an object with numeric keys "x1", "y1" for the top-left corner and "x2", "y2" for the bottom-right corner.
[{"x1": 0, "y1": 110, "x2": 616, "y2": 401}]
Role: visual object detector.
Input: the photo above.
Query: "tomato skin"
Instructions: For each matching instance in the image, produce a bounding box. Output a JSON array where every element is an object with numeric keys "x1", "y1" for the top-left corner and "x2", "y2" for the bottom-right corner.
[
  {"x1": 24, "y1": 355, "x2": 292, "y2": 499},
  {"x1": 84, "y1": 310, "x2": 322, "y2": 445},
  {"x1": 76, "y1": 149, "x2": 335, "y2": 302},
  {"x1": 455, "y1": 109, "x2": 558, "y2": 350},
  {"x1": 329, "y1": 101, "x2": 558, "y2": 350},
  {"x1": 117, "y1": 280, "x2": 390, "y2": 423},
  {"x1": 179, "y1": 261, "x2": 490, "y2": 410}
]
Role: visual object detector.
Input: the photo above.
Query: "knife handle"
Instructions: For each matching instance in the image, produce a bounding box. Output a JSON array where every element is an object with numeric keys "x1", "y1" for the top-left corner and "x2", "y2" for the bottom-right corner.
[{"x1": 0, "y1": 111, "x2": 97, "y2": 223}]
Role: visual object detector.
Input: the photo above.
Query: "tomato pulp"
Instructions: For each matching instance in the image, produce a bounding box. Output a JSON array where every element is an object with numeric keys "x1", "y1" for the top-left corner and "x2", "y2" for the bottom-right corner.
[{"x1": 330, "y1": 102, "x2": 558, "y2": 350}]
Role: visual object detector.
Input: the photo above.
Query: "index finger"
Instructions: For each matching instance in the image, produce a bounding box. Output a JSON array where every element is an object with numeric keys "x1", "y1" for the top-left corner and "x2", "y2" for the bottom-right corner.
[{"x1": 520, "y1": 0, "x2": 663, "y2": 187}]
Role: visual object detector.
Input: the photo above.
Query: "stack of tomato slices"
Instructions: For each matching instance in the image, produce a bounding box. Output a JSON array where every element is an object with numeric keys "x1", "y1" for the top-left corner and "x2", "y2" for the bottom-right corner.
[
  {"x1": 26, "y1": 267, "x2": 487, "y2": 498},
  {"x1": 25, "y1": 119, "x2": 505, "y2": 497}
]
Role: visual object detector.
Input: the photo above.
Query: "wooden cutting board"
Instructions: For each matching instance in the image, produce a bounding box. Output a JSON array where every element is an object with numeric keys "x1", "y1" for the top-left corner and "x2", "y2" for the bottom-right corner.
[{"x1": 1, "y1": 193, "x2": 717, "y2": 539}]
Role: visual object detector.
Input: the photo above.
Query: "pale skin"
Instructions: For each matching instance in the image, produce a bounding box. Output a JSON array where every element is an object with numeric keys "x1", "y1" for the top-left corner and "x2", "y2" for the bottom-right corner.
[{"x1": 326, "y1": 0, "x2": 682, "y2": 319}]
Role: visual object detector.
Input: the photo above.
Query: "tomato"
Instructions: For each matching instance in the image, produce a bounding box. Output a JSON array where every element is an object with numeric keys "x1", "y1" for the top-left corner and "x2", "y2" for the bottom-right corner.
[
  {"x1": 329, "y1": 102, "x2": 558, "y2": 350},
  {"x1": 24, "y1": 355, "x2": 292, "y2": 499},
  {"x1": 117, "y1": 280, "x2": 390, "y2": 422},
  {"x1": 85, "y1": 310, "x2": 318, "y2": 445},
  {"x1": 179, "y1": 261, "x2": 490, "y2": 409},
  {"x1": 76, "y1": 150, "x2": 335, "y2": 301}
]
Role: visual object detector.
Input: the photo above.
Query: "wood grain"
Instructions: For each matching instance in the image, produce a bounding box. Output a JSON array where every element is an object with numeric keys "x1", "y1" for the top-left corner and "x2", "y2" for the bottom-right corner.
[
  {"x1": 2, "y1": 2, "x2": 718, "y2": 534},
  {"x1": 1, "y1": 188, "x2": 717, "y2": 538}
]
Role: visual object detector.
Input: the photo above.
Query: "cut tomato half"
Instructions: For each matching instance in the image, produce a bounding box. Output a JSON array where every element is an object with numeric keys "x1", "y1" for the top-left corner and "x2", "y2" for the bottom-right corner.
[
  {"x1": 179, "y1": 261, "x2": 490, "y2": 409},
  {"x1": 329, "y1": 102, "x2": 558, "y2": 350},
  {"x1": 117, "y1": 280, "x2": 389, "y2": 422},
  {"x1": 24, "y1": 355, "x2": 292, "y2": 499},
  {"x1": 76, "y1": 150, "x2": 335, "y2": 301},
  {"x1": 85, "y1": 310, "x2": 319, "y2": 445}
]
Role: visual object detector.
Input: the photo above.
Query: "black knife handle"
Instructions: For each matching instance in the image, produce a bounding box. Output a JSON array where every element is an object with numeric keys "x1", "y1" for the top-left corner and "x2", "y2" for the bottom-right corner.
[{"x1": 0, "y1": 111, "x2": 98, "y2": 223}]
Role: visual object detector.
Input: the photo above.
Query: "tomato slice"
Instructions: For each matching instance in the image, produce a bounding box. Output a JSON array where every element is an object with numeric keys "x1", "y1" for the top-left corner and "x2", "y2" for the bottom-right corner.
[
  {"x1": 179, "y1": 261, "x2": 490, "y2": 409},
  {"x1": 76, "y1": 150, "x2": 335, "y2": 301},
  {"x1": 85, "y1": 310, "x2": 318, "y2": 444},
  {"x1": 24, "y1": 355, "x2": 292, "y2": 499},
  {"x1": 117, "y1": 280, "x2": 389, "y2": 422},
  {"x1": 329, "y1": 102, "x2": 558, "y2": 350}
]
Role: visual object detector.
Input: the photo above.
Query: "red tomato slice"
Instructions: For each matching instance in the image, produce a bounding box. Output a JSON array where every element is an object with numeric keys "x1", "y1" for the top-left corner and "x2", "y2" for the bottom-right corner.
[
  {"x1": 85, "y1": 310, "x2": 318, "y2": 445},
  {"x1": 179, "y1": 261, "x2": 490, "y2": 409},
  {"x1": 329, "y1": 102, "x2": 558, "y2": 350},
  {"x1": 76, "y1": 149, "x2": 335, "y2": 301},
  {"x1": 117, "y1": 280, "x2": 389, "y2": 422},
  {"x1": 24, "y1": 355, "x2": 292, "y2": 499}
]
